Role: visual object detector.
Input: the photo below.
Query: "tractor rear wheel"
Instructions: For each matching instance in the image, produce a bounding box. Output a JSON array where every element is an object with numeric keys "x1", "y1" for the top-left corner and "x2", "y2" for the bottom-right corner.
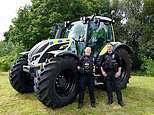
[
  {"x1": 34, "y1": 56, "x2": 79, "y2": 108},
  {"x1": 115, "y1": 48, "x2": 131, "y2": 89},
  {"x1": 9, "y1": 57, "x2": 34, "y2": 93}
]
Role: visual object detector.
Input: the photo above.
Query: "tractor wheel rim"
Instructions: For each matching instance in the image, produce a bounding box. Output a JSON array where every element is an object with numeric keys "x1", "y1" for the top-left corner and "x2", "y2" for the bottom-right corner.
[{"x1": 55, "y1": 68, "x2": 75, "y2": 97}]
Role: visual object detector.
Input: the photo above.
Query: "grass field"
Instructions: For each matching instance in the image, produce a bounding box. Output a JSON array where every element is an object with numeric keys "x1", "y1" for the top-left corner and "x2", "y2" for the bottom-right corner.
[{"x1": 0, "y1": 72, "x2": 154, "y2": 115}]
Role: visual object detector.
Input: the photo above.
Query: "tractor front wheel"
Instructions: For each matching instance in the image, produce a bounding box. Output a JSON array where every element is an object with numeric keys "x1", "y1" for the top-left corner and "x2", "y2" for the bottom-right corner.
[
  {"x1": 34, "y1": 56, "x2": 79, "y2": 108},
  {"x1": 9, "y1": 57, "x2": 34, "y2": 93}
]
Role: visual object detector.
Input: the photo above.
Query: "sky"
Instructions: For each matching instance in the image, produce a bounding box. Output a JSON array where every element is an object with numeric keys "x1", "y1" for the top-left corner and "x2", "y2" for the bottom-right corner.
[{"x1": 0, "y1": 0, "x2": 31, "y2": 41}]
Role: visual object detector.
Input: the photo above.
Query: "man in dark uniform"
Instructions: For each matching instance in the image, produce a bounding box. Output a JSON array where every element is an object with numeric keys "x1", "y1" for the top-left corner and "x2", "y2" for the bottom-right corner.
[
  {"x1": 100, "y1": 43, "x2": 125, "y2": 107},
  {"x1": 77, "y1": 47, "x2": 96, "y2": 109}
]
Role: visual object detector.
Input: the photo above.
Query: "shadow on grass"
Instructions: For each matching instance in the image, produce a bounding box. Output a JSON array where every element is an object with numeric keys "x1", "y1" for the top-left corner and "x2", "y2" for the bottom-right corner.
[{"x1": 15, "y1": 92, "x2": 37, "y2": 101}]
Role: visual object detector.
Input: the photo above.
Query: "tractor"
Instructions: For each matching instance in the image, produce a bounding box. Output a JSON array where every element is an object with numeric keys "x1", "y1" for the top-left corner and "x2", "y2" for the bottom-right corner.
[{"x1": 9, "y1": 13, "x2": 131, "y2": 108}]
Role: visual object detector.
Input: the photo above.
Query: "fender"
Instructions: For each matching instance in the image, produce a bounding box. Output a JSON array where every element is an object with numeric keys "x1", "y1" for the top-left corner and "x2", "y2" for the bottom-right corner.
[
  {"x1": 113, "y1": 42, "x2": 132, "y2": 54},
  {"x1": 56, "y1": 52, "x2": 79, "y2": 61},
  {"x1": 99, "y1": 42, "x2": 132, "y2": 56}
]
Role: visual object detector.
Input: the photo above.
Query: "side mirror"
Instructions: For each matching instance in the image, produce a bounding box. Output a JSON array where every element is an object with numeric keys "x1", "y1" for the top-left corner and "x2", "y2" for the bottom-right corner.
[
  {"x1": 111, "y1": 10, "x2": 116, "y2": 23},
  {"x1": 64, "y1": 21, "x2": 70, "y2": 28}
]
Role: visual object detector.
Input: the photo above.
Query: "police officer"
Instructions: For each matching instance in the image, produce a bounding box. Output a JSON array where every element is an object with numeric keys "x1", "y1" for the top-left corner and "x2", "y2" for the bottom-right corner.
[
  {"x1": 100, "y1": 43, "x2": 125, "y2": 107},
  {"x1": 77, "y1": 47, "x2": 96, "y2": 109}
]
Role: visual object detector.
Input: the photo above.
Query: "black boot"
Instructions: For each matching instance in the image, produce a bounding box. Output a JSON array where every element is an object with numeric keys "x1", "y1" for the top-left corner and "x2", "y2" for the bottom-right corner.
[
  {"x1": 78, "y1": 103, "x2": 83, "y2": 109},
  {"x1": 91, "y1": 103, "x2": 96, "y2": 108},
  {"x1": 107, "y1": 99, "x2": 113, "y2": 105},
  {"x1": 118, "y1": 101, "x2": 125, "y2": 107}
]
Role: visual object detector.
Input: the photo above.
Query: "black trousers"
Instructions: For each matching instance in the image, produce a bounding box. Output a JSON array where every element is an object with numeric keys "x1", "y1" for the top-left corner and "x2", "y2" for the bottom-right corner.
[
  {"x1": 78, "y1": 73, "x2": 95, "y2": 104},
  {"x1": 106, "y1": 71, "x2": 123, "y2": 103}
]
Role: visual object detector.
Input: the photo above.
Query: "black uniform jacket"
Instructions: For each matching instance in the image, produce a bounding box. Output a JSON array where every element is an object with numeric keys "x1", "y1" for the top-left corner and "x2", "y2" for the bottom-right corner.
[
  {"x1": 78, "y1": 55, "x2": 94, "y2": 73},
  {"x1": 101, "y1": 51, "x2": 122, "y2": 73}
]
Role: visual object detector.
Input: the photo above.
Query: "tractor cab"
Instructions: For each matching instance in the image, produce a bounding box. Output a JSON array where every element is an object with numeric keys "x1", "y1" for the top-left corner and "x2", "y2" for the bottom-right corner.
[{"x1": 54, "y1": 15, "x2": 115, "y2": 57}]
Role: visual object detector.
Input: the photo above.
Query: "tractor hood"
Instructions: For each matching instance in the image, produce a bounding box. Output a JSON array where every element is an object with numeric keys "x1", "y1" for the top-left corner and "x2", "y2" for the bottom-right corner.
[{"x1": 28, "y1": 38, "x2": 77, "y2": 64}]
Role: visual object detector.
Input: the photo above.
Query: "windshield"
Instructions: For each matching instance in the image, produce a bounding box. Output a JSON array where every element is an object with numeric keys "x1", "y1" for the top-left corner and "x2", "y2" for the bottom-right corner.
[
  {"x1": 90, "y1": 20, "x2": 112, "y2": 41},
  {"x1": 65, "y1": 21, "x2": 86, "y2": 41}
]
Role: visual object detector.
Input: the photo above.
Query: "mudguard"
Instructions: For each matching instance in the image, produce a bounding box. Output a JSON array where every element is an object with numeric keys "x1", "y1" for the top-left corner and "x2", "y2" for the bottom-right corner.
[
  {"x1": 56, "y1": 52, "x2": 79, "y2": 61},
  {"x1": 99, "y1": 42, "x2": 132, "y2": 56},
  {"x1": 113, "y1": 43, "x2": 132, "y2": 54}
]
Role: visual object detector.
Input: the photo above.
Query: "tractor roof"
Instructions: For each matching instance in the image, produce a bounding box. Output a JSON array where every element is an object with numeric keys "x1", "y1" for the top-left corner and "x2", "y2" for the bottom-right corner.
[{"x1": 87, "y1": 16, "x2": 115, "y2": 23}]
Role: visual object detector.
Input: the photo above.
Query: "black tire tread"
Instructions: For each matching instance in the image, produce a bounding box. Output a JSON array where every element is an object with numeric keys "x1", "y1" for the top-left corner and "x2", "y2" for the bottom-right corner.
[
  {"x1": 116, "y1": 48, "x2": 131, "y2": 89},
  {"x1": 9, "y1": 57, "x2": 34, "y2": 93},
  {"x1": 34, "y1": 56, "x2": 78, "y2": 108}
]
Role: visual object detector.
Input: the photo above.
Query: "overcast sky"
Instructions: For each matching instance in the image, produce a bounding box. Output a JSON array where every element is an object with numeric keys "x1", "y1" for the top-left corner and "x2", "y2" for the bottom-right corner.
[{"x1": 0, "y1": 0, "x2": 31, "y2": 41}]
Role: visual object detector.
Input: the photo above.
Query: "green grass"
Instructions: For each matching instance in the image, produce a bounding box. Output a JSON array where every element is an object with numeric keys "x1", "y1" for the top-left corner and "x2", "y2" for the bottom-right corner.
[{"x1": 0, "y1": 72, "x2": 154, "y2": 115}]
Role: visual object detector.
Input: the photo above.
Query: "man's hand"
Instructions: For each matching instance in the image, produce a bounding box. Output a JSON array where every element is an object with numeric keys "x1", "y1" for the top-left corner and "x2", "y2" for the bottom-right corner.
[
  {"x1": 77, "y1": 66, "x2": 81, "y2": 70},
  {"x1": 102, "y1": 71, "x2": 107, "y2": 77},
  {"x1": 101, "y1": 67, "x2": 107, "y2": 77},
  {"x1": 77, "y1": 66, "x2": 84, "y2": 74},
  {"x1": 115, "y1": 67, "x2": 122, "y2": 78},
  {"x1": 115, "y1": 72, "x2": 121, "y2": 78}
]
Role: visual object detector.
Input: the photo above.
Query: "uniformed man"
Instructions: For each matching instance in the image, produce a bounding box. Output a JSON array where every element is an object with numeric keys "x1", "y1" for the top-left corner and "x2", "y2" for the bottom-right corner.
[
  {"x1": 100, "y1": 43, "x2": 125, "y2": 107},
  {"x1": 77, "y1": 47, "x2": 96, "y2": 109}
]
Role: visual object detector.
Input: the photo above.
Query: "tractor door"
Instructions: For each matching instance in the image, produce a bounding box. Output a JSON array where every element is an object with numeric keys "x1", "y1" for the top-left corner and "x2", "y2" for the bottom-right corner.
[{"x1": 88, "y1": 18, "x2": 113, "y2": 57}]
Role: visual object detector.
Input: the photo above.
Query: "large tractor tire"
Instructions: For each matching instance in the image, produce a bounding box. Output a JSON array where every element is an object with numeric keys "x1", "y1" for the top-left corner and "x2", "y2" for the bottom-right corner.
[
  {"x1": 34, "y1": 56, "x2": 79, "y2": 108},
  {"x1": 9, "y1": 57, "x2": 34, "y2": 93},
  {"x1": 115, "y1": 48, "x2": 131, "y2": 89}
]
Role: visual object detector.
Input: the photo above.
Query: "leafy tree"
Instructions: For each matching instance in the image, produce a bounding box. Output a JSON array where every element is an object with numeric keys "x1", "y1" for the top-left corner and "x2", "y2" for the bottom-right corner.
[
  {"x1": 0, "y1": 41, "x2": 25, "y2": 71},
  {"x1": 112, "y1": 0, "x2": 154, "y2": 69}
]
